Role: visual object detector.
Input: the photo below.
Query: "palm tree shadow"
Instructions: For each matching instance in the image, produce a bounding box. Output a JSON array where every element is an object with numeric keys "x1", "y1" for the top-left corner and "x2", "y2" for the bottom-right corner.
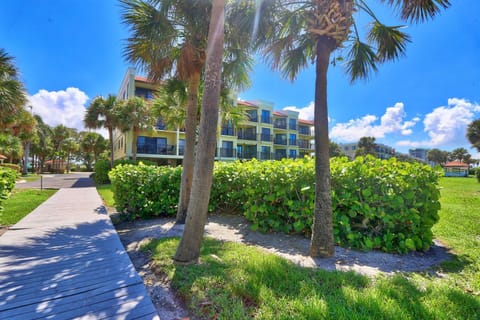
[{"x1": 0, "y1": 219, "x2": 157, "y2": 319}]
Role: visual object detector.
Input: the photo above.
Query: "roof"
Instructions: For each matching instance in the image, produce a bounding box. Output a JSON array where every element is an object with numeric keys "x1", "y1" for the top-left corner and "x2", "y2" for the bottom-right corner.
[
  {"x1": 298, "y1": 119, "x2": 314, "y2": 125},
  {"x1": 237, "y1": 100, "x2": 258, "y2": 108},
  {"x1": 0, "y1": 154, "x2": 6, "y2": 160},
  {"x1": 134, "y1": 75, "x2": 152, "y2": 83},
  {"x1": 273, "y1": 111, "x2": 287, "y2": 117},
  {"x1": 444, "y1": 161, "x2": 469, "y2": 168}
]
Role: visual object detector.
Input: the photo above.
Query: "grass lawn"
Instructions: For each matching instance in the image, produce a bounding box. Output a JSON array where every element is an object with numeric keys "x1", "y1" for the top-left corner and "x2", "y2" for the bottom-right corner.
[
  {"x1": 1, "y1": 188, "x2": 57, "y2": 226},
  {"x1": 18, "y1": 174, "x2": 41, "y2": 182},
  {"x1": 96, "y1": 184, "x2": 115, "y2": 207},
  {"x1": 144, "y1": 177, "x2": 480, "y2": 319}
]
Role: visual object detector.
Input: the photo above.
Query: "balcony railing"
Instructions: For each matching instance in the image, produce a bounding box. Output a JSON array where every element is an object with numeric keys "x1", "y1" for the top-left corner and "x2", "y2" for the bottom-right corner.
[
  {"x1": 297, "y1": 140, "x2": 311, "y2": 149},
  {"x1": 215, "y1": 148, "x2": 235, "y2": 158},
  {"x1": 274, "y1": 136, "x2": 287, "y2": 145},
  {"x1": 289, "y1": 139, "x2": 297, "y2": 146},
  {"x1": 274, "y1": 120, "x2": 287, "y2": 129},
  {"x1": 298, "y1": 127, "x2": 312, "y2": 136},
  {"x1": 238, "y1": 132, "x2": 257, "y2": 141},
  {"x1": 137, "y1": 144, "x2": 176, "y2": 155},
  {"x1": 289, "y1": 123, "x2": 297, "y2": 130},
  {"x1": 221, "y1": 126, "x2": 235, "y2": 136},
  {"x1": 260, "y1": 133, "x2": 273, "y2": 142},
  {"x1": 261, "y1": 116, "x2": 272, "y2": 124}
]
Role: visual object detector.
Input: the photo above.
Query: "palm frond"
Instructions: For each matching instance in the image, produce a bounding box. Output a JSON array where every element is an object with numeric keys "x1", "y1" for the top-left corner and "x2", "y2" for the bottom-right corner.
[
  {"x1": 382, "y1": 0, "x2": 451, "y2": 23},
  {"x1": 345, "y1": 39, "x2": 378, "y2": 82},
  {"x1": 368, "y1": 22, "x2": 411, "y2": 62}
]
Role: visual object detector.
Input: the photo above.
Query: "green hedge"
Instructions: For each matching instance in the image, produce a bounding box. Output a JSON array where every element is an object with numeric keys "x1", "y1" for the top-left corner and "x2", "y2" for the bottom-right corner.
[
  {"x1": 0, "y1": 163, "x2": 20, "y2": 173},
  {"x1": 109, "y1": 164, "x2": 181, "y2": 219},
  {"x1": 93, "y1": 159, "x2": 157, "y2": 185},
  {"x1": 0, "y1": 167, "x2": 18, "y2": 214},
  {"x1": 109, "y1": 157, "x2": 441, "y2": 253}
]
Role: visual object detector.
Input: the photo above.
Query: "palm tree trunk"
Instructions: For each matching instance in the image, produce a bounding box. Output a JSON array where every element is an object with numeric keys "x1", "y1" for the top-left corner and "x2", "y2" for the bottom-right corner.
[
  {"x1": 309, "y1": 36, "x2": 336, "y2": 258},
  {"x1": 174, "y1": 0, "x2": 225, "y2": 263},
  {"x1": 108, "y1": 127, "x2": 114, "y2": 168},
  {"x1": 22, "y1": 141, "x2": 30, "y2": 175},
  {"x1": 132, "y1": 126, "x2": 139, "y2": 161},
  {"x1": 176, "y1": 72, "x2": 201, "y2": 223}
]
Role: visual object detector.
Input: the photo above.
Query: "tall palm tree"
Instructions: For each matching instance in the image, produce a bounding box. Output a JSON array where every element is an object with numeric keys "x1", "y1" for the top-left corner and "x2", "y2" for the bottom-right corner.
[
  {"x1": 10, "y1": 108, "x2": 36, "y2": 174},
  {"x1": 0, "y1": 49, "x2": 27, "y2": 130},
  {"x1": 174, "y1": 0, "x2": 225, "y2": 264},
  {"x1": 116, "y1": 96, "x2": 155, "y2": 161},
  {"x1": 31, "y1": 115, "x2": 52, "y2": 173},
  {"x1": 121, "y1": 0, "x2": 254, "y2": 223},
  {"x1": 257, "y1": 0, "x2": 450, "y2": 257},
  {"x1": 84, "y1": 95, "x2": 121, "y2": 167},
  {"x1": 467, "y1": 119, "x2": 480, "y2": 152},
  {"x1": 0, "y1": 134, "x2": 23, "y2": 163}
]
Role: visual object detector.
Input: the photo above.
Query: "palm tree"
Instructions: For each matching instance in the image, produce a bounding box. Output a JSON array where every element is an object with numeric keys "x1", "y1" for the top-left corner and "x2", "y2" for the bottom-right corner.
[
  {"x1": 31, "y1": 115, "x2": 52, "y2": 173},
  {"x1": 84, "y1": 95, "x2": 121, "y2": 167},
  {"x1": 257, "y1": 0, "x2": 450, "y2": 257},
  {"x1": 0, "y1": 49, "x2": 27, "y2": 129},
  {"x1": 174, "y1": 0, "x2": 225, "y2": 264},
  {"x1": 151, "y1": 79, "x2": 188, "y2": 131},
  {"x1": 467, "y1": 119, "x2": 480, "y2": 152},
  {"x1": 10, "y1": 108, "x2": 36, "y2": 174},
  {"x1": 116, "y1": 96, "x2": 155, "y2": 161},
  {"x1": 356, "y1": 136, "x2": 377, "y2": 157},
  {"x1": 121, "y1": 0, "x2": 254, "y2": 223},
  {"x1": 0, "y1": 134, "x2": 23, "y2": 163}
]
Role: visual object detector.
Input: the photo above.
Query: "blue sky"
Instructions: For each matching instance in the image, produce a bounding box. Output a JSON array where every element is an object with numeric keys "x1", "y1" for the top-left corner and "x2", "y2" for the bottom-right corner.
[{"x1": 1, "y1": 1, "x2": 479, "y2": 156}]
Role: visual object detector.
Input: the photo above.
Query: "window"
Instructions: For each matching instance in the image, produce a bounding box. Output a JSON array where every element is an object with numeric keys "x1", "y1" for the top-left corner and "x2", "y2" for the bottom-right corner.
[
  {"x1": 221, "y1": 141, "x2": 233, "y2": 157},
  {"x1": 179, "y1": 139, "x2": 185, "y2": 155},
  {"x1": 289, "y1": 149, "x2": 297, "y2": 159},
  {"x1": 289, "y1": 118, "x2": 297, "y2": 130},
  {"x1": 137, "y1": 136, "x2": 167, "y2": 154},
  {"x1": 289, "y1": 134, "x2": 297, "y2": 146},
  {"x1": 261, "y1": 110, "x2": 271, "y2": 123},
  {"x1": 261, "y1": 128, "x2": 271, "y2": 141},
  {"x1": 260, "y1": 146, "x2": 271, "y2": 160},
  {"x1": 274, "y1": 117, "x2": 287, "y2": 129},
  {"x1": 246, "y1": 110, "x2": 258, "y2": 122},
  {"x1": 221, "y1": 121, "x2": 234, "y2": 136}
]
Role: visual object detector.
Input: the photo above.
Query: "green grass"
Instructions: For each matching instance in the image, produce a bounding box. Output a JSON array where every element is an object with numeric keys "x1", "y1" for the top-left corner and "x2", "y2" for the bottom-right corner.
[
  {"x1": 144, "y1": 177, "x2": 480, "y2": 319},
  {"x1": 1, "y1": 188, "x2": 57, "y2": 226},
  {"x1": 18, "y1": 174, "x2": 41, "y2": 182},
  {"x1": 96, "y1": 184, "x2": 115, "y2": 207}
]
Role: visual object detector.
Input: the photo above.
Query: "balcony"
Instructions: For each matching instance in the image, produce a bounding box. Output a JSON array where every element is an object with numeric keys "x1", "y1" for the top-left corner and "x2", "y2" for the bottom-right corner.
[
  {"x1": 261, "y1": 116, "x2": 272, "y2": 124},
  {"x1": 221, "y1": 126, "x2": 235, "y2": 136},
  {"x1": 137, "y1": 144, "x2": 176, "y2": 155},
  {"x1": 274, "y1": 136, "x2": 287, "y2": 145},
  {"x1": 260, "y1": 133, "x2": 273, "y2": 142},
  {"x1": 216, "y1": 148, "x2": 235, "y2": 158},
  {"x1": 297, "y1": 140, "x2": 311, "y2": 149},
  {"x1": 246, "y1": 111, "x2": 258, "y2": 122},
  {"x1": 238, "y1": 131, "x2": 257, "y2": 141},
  {"x1": 289, "y1": 139, "x2": 297, "y2": 146},
  {"x1": 298, "y1": 127, "x2": 312, "y2": 136},
  {"x1": 237, "y1": 150, "x2": 258, "y2": 160},
  {"x1": 274, "y1": 119, "x2": 287, "y2": 129}
]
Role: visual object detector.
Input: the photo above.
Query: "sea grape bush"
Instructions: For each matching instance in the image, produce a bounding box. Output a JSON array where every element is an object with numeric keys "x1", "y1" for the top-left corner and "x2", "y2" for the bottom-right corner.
[
  {"x1": 109, "y1": 156, "x2": 441, "y2": 253},
  {"x1": 109, "y1": 163, "x2": 181, "y2": 219},
  {"x1": 0, "y1": 167, "x2": 17, "y2": 214}
]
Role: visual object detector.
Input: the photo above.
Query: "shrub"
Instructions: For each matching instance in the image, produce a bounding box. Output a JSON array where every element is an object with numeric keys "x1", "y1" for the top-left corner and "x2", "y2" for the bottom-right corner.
[
  {"x1": 109, "y1": 156, "x2": 441, "y2": 253},
  {"x1": 0, "y1": 167, "x2": 17, "y2": 214},
  {"x1": 93, "y1": 160, "x2": 111, "y2": 185},
  {"x1": 477, "y1": 168, "x2": 480, "y2": 183},
  {"x1": 0, "y1": 163, "x2": 21, "y2": 173},
  {"x1": 109, "y1": 163, "x2": 181, "y2": 219}
]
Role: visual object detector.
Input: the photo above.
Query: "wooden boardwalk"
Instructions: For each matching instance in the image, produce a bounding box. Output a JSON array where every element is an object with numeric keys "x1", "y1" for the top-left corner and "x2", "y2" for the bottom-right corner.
[{"x1": 0, "y1": 187, "x2": 159, "y2": 320}]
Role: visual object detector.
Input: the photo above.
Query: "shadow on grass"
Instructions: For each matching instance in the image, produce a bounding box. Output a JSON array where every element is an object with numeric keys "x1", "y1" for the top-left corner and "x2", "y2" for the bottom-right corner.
[{"x1": 146, "y1": 237, "x2": 480, "y2": 320}]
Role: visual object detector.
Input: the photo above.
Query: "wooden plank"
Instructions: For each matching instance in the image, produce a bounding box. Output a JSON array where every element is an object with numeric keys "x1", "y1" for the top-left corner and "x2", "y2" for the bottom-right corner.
[{"x1": 0, "y1": 187, "x2": 158, "y2": 319}]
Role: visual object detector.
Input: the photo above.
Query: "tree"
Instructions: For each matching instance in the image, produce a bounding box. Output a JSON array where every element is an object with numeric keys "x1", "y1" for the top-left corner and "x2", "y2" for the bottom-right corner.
[
  {"x1": 10, "y1": 108, "x2": 36, "y2": 174},
  {"x1": 467, "y1": 119, "x2": 480, "y2": 152},
  {"x1": 258, "y1": 0, "x2": 450, "y2": 257},
  {"x1": 0, "y1": 134, "x2": 23, "y2": 163},
  {"x1": 116, "y1": 96, "x2": 155, "y2": 161},
  {"x1": 30, "y1": 115, "x2": 52, "y2": 173},
  {"x1": 449, "y1": 147, "x2": 470, "y2": 162},
  {"x1": 0, "y1": 49, "x2": 27, "y2": 129},
  {"x1": 355, "y1": 136, "x2": 377, "y2": 157},
  {"x1": 152, "y1": 79, "x2": 188, "y2": 131},
  {"x1": 174, "y1": 0, "x2": 225, "y2": 264},
  {"x1": 427, "y1": 148, "x2": 449, "y2": 166},
  {"x1": 50, "y1": 125, "x2": 71, "y2": 173},
  {"x1": 84, "y1": 95, "x2": 121, "y2": 167},
  {"x1": 329, "y1": 140, "x2": 344, "y2": 158}
]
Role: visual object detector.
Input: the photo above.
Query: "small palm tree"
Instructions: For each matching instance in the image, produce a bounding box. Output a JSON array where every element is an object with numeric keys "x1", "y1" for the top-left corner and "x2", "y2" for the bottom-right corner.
[
  {"x1": 84, "y1": 95, "x2": 121, "y2": 167},
  {"x1": 467, "y1": 119, "x2": 480, "y2": 152},
  {"x1": 151, "y1": 79, "x2": 188, "y2": 131},
  {"x1": 0, "y1": 49, "x2": 27, "y2": 129},
  {"x1": 116, "y1": 96, "x2": 155, "y2": 161},
  {"x1": 257, "y1": 0, "x2": 450, "y2": 257}
]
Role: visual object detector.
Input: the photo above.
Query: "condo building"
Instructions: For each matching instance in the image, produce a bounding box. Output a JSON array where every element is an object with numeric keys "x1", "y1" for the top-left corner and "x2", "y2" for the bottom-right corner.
[{"x1": 113, "y1": 68, "x2": 314, "y2": 165}]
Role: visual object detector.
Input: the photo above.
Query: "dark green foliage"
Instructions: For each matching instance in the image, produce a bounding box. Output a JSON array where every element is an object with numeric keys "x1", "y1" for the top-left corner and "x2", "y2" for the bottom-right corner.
[
  {"x1": 477, "y1": 169, "x2": 480, "y2": 183},
  {"x1": 0, "y1": 167, "x2": 17, "y2": 214},
  {"x1": 0, "y1": 163, "x2": 21, "y2": 172},
  {"x1": 93, "y1": 160, "x2": 111, "y2": 185},
  {"x1": 110, "y1": 156, "x2": 441, "y2": 253},
  {"x1": 109, "y1": 163, "x2": 181, "y2": 219}
]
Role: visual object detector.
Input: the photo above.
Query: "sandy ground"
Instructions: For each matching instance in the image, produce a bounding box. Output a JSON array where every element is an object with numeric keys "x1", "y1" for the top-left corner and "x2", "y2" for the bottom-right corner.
[{"x1": 115, "y1": 213, "x2": 452, "y2": 319}]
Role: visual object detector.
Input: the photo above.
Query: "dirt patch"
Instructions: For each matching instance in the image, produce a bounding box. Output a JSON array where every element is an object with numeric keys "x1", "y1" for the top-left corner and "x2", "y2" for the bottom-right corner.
[{"x1": 115, "y1": 213, "x2": 453, "y2": 317}]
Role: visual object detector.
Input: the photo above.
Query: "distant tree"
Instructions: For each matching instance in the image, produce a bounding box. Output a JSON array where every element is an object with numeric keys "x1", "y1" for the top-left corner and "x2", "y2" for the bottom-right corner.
[
  {"x1": 427, "y1": 148, "x2": 449, "y2": 165},
  {"x1": 30, "y1": 115, "x2": 52, "y2": 173},
  {"x1": 449, "y1": 147, "x2": 470, "y2": 162},
  {"x1": 79, "y1": 132, "x2": 107, "y2": 171},
  {"x1": 116, "y1": 96, "x2": 155, "y2": 161},
  {"x1": 0, "y1": 49, "x2": 27, "y2": 129},
  {"x1": 467, "y1": 119, "x2": 480, "y2": 152},
  {"x1": 0, "y1": 134, "x2": 23, "y2": 163},
  {"x1": 84, "y1": 95, "x2": 121, "y2": 167},
  {"x1": 329, "y1": 141, "x2": 344, "y2": 158},
  {"x1": 10, "y1": 108, "x2": 36, "y2": 174},
  {"x1": 50, "y1": 125, "x2": 71, "y2": 173},
  {"x1": 355, "y1": 136, "x2": 377, "y2": 157}
]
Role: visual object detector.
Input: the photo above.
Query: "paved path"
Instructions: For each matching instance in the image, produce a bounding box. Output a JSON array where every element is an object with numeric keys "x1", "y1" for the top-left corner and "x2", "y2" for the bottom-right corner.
[
  {"x1": 15, "y1": 172, "x2": 95, "y2": 189},
  {"x1": 0, "y1": 187, "x2": 159, "y2": 319}
]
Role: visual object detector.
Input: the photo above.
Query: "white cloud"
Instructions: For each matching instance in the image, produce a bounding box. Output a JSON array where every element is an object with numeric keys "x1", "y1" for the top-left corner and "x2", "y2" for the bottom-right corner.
[
  {"x1": 398, "y1": 98, "x2": 480, "y2": 148},
  {"x1": 283, "y1": 101, "x2": 314, "y2": 120},
  {"x1": 29, "y1": 87, "x2": 89, "y2": 133},
  {"x1": 330, "y1": 102, "x2": 419, "y2": 142}
]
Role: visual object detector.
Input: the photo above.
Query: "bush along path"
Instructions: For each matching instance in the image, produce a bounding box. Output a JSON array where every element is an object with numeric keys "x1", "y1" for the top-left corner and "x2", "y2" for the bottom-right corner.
[{"x1": 110, "y1": 156, "x2": 441, "y2": 254}]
